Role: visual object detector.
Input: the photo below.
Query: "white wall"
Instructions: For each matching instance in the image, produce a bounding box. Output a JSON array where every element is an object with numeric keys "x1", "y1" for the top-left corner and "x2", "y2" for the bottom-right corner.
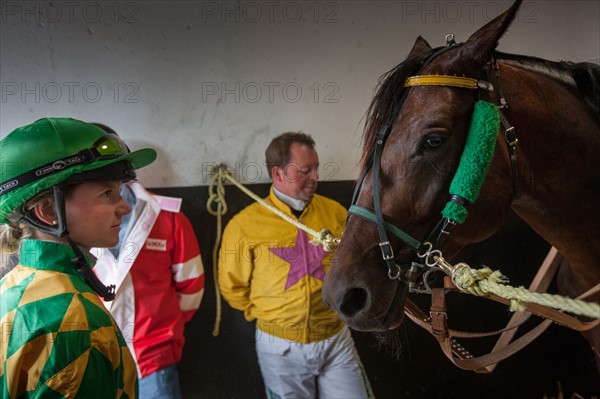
[{"x1": 1, "y1": 0, "x2": 598, "y2": 187}]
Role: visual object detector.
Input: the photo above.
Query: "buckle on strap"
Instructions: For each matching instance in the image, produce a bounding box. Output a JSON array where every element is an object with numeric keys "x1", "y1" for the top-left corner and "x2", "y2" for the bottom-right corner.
[
  {"x1": 379, "y1": 241, "x2": 395, "y2": 261},
  {"x1": 505, "y1": 126, "x2": 518, "y2": 147}
]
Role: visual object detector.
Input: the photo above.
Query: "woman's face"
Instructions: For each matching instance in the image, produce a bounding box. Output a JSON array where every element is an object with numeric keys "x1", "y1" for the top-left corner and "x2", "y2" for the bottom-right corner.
[{"x1": 65, "y1": 181, "x2": 131, "y2": 248}]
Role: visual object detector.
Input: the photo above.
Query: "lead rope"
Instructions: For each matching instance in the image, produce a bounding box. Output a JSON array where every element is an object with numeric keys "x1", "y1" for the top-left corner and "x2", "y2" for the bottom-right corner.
[
  {"x1": 206, "y1": 164, "x2": 342, "y2": 336},
  {"x1": 452, "y1": 264, "x2": 600, "y2": 317},
  {"x1": 421, "y1": 247, "x2": 600, "y2": 319},
  {"x1": 210, "y1": 165, "x2": 340, "y2": 251}
]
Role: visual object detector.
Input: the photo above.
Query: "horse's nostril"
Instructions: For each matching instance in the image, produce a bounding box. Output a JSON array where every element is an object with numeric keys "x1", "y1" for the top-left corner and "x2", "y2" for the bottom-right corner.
[{"x1": 339, "y1": 288, "x2": 368, "y2": 317}]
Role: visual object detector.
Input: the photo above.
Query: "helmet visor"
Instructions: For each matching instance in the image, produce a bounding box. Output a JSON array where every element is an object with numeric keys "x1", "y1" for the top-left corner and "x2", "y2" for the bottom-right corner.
[{"x1": 85, "y1": 133, "x2": 130, "y2": 160}]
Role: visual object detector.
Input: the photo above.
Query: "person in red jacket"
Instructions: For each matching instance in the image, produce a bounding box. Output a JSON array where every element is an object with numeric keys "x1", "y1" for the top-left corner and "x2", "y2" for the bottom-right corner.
[
  {"x1": 91, "y1": 125, "x2": 205, "y2": 399},
  {"x1": 93, "y1": 180, "x2": 205, "y2": 399}
]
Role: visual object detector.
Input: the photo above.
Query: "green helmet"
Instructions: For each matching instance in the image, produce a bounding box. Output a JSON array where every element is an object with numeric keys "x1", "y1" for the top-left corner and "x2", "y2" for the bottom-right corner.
[{"x1": 0, "y1": 117, "x2": 157, "y2": 224}]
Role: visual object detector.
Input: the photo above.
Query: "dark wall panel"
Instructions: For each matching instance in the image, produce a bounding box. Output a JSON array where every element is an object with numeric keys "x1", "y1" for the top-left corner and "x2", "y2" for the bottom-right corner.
[{"x1": 151, "y1": 181, "x2": 599, "y2": 399}]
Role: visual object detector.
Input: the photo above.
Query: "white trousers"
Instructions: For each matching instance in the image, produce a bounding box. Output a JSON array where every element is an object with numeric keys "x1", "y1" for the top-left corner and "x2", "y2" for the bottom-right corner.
[{"x1": 255, "y1": 326, "x2": 374, "y2": 399}]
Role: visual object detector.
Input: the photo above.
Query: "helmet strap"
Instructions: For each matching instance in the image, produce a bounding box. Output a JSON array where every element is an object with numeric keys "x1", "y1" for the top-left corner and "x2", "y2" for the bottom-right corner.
[
  {"x1": 17, "y1": 186, "x2": 68, "y2": 237},
  {"x1": 66, "y1": 235, "x2": 116, "y2": 301},
  {"x1": 16, "y1": 185, "x2": 116, "y2": 301}
]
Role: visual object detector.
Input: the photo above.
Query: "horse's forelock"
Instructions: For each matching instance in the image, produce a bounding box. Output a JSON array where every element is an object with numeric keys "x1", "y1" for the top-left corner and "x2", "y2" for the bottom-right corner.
[{"x1": 361, "y1": 49, "x2": 439, "y2": 168}]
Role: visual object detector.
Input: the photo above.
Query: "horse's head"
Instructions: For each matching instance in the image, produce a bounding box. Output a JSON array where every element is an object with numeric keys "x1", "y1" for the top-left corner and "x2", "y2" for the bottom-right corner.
[{"x1": 323, "y1": 0, "x2": 523, "y2": 331}]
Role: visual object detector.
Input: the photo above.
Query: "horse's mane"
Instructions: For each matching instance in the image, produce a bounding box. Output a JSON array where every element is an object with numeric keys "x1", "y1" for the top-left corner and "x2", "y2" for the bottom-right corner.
[
  {"x1": 496, "y1": 51, "x2": 600, "y2": 117},
  {"x1": 361, "y1": 49, "x2": 600, "y2": 166}
]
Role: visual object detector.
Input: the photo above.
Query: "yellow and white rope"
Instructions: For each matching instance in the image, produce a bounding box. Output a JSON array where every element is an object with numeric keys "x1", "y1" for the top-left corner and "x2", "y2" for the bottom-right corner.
[
  {"x1": 210, "y1": 165, "x2": 340, "y2": 252},
  {"x1": 448, "y1": 261, "x2": 600, "y2": 319}
]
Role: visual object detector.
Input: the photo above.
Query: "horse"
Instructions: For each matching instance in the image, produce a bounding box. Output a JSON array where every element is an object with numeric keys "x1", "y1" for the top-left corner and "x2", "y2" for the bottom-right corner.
[{"x1": 322, "y1": 0, "x2": 600, "y2": 372}]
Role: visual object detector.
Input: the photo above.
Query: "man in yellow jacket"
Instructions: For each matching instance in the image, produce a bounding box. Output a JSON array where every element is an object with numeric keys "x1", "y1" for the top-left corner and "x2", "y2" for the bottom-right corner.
[{"x1": 218, "y1": 132, "x2": 373, "y2": 399}]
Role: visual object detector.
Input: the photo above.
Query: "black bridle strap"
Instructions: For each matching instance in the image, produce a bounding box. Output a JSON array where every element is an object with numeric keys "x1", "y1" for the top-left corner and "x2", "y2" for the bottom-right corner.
[
  {"x1": 500, "y1": 112, "x2": 519, "y2": 197},
  {"x1": 371, "y1": 126, "x2": 400, "y2": 271},
  {"x1": 351, "y1": 151, "x2": 374, "y2": 206},
  {"x1": 491, "y1": 56, "x2": 519, "y2": 197}
]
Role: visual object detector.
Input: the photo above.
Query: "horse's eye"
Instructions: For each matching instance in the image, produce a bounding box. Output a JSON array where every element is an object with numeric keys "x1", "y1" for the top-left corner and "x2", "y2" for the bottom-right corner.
[{"x1": 422, "y1": 134, "x2": 446, "y2": 150}]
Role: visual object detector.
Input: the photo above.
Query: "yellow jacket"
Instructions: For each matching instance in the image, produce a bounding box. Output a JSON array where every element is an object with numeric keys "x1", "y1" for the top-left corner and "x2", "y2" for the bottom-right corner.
[{"x1": 218, "y1": 187, "x2": 347, "y2": 343}]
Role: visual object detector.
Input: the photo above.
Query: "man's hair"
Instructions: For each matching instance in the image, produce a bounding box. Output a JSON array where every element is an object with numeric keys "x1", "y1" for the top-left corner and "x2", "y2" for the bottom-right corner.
[{"x1": 265, "y1": 132, "x2": 315, "y2": 179}]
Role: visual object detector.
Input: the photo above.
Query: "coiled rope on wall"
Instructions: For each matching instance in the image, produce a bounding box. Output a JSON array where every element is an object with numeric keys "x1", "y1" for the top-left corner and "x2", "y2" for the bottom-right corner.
[{"x1": 206, "y1": 166, "x2": 228, "y2": 336}]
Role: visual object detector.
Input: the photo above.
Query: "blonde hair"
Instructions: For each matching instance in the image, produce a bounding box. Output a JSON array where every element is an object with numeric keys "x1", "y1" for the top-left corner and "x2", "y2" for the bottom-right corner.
[{"x1": 0, "y1": 189, "x2": 54, "y2": 254}]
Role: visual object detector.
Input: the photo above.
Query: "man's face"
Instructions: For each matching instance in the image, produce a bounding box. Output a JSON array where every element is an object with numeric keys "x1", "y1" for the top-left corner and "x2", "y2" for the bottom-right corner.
[{"x1": 272, "y1": 143, "x2": 319, "y2": 202}]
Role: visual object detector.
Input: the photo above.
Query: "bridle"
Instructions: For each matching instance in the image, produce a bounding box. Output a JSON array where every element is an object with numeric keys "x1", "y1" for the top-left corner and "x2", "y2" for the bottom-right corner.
[
  {"x1": 348, "y1": 39, "x2": 517, "y2": 291},
  {"x1": 344, "y1": 36, "x2": 599, "y2": 374}
]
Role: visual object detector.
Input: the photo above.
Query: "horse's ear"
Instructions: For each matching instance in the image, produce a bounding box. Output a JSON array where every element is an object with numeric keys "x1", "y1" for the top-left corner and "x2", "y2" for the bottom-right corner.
[
  {"x1": 456, "y1": 0, "x2": 523, "y2": 68},
  {"x1": 407, "y1": 36, "x2": 432, "y2": 58}
]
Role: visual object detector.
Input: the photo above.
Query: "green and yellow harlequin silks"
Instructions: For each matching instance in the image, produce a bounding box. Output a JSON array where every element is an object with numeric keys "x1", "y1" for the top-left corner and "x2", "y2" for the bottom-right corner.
[{"x1": 0, "y1": 240, "x2": 137, "y2": 399}]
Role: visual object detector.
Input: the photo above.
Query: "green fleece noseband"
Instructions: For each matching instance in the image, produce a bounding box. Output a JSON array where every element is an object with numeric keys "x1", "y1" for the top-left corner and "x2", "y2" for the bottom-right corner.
[{"x1": 441, "y1": 100, "x2": 500, "y2": 224}]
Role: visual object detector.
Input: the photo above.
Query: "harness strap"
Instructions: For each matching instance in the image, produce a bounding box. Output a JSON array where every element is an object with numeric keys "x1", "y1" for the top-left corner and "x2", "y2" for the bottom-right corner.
[
  {"x1": 430, "y1": 288, "x2": 449, "y2": 343},
  {"x1": 480, "y1": 246, "x2": 561, "y2": 372},
  {"x1": 404, "y1": 298, "x2": 553, "y2": 372},
  {"x1": 404, "y1": 247, "x2": 600, "y2": 372},
  {"x1": 485, "y1": 288, "x2": 600, "y2": 332}
]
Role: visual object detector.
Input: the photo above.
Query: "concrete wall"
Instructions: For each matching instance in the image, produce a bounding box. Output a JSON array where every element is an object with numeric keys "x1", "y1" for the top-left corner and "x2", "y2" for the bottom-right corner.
[{"x1": 1, "y1": 1, "x2": 599, "y2": 187}]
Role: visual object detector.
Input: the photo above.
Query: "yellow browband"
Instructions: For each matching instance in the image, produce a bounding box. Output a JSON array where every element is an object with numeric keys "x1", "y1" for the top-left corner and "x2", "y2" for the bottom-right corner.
[{"x1": 405, "y1": 75, "x2": 493, "y2": 91}]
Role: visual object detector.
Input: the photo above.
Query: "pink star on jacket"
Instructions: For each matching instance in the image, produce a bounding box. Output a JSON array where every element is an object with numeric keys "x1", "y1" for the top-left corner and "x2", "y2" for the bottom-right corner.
[{"x1": 270, "y1": 229, "x2": 328, "y2": 290}]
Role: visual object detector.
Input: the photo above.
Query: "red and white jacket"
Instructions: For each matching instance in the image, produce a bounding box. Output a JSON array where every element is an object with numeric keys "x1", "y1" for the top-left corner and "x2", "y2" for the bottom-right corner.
[{"x1": 93, "y1": 182, "x2": 205, "y2": 378}]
